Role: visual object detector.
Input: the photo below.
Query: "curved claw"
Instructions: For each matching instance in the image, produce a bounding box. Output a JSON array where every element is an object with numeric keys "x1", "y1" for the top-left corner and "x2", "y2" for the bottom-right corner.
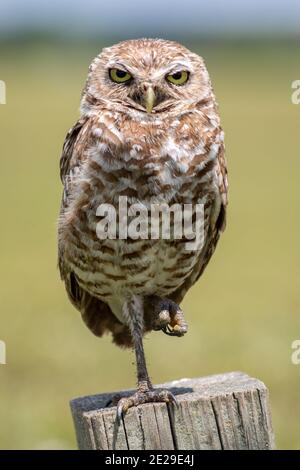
[
  {"x1": 116, "y1": 403, "x2": 124, "y2": 425},
  {"x1": 166, "y1": 391, "x2": 179, "y2": 408},
  {"x1": 116, "y1": 397, "x2": 133, "y2": 425},
  {"x1": 162, "y1": 324, "x2": 187, "y2": 337}
]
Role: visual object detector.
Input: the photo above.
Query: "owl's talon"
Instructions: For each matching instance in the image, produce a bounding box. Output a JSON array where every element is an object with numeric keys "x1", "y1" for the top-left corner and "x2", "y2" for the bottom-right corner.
[
  {"x1": 115, "y1": 388, "x2": 177, "y2": 422},
  {"x1": 163, "y1": 324, "x2": 187, "y2": 336},
  {"x1": 116, "y1": 404, "x2": 124, "y2": 425},
  {"x1": 148, "y1": 296, "x2": 188, "y2": 337},
  {"x1": 163, "y1": 324, "x2": 175, "y2": 335},
  {"x1": 166, "y1": 391, "x2": 179, "y2": 408}
]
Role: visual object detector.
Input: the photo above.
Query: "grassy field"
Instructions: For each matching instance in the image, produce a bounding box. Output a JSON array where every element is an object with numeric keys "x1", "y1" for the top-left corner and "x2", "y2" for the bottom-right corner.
[{"x1": 0, "y1": 38, "x2": 299, "y2": 449}]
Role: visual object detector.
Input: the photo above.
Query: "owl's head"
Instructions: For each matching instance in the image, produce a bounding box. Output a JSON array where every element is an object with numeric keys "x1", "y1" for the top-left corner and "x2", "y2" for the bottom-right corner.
[{"x1": 81, "y1": 39, "x2": 214, "y2": 118}]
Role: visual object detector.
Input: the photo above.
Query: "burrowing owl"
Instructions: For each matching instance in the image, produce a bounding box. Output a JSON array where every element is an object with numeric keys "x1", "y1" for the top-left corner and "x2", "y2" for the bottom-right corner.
[{"x1": 58, "y1": 39, "x2": 228, "y2": 418}]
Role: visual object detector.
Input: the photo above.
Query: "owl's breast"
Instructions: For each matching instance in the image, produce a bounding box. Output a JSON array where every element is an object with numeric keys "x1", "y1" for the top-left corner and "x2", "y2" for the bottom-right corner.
[{"x1": 59, "y1": 109, "x2": 223, "y2": 318}]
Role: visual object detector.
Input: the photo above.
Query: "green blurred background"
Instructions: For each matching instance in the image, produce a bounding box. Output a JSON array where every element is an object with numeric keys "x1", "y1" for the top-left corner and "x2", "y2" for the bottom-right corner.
[{"x1": 0, "y1": 1, "x2": 300, "y2": 450}]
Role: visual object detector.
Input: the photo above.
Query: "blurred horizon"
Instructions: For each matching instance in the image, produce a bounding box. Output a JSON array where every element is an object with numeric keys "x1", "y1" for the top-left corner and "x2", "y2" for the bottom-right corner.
[{"x1": 1, "y1": 0, "x2": 300, "y2": 39}]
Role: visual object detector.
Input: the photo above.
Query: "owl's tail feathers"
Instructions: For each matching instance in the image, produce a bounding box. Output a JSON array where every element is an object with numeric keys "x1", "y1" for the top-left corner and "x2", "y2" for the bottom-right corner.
[
  {"x1": 65, "y1": 272, "x2": 134, "y2": 348},
  {"x1": 80, "y1": 292, "x2": 134, "y2": 348}
]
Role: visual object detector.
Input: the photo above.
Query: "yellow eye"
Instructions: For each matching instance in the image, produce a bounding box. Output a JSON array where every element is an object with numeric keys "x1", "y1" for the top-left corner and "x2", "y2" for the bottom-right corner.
[
  {"x1": 166, "y1": 70, "x2": 189, "y2": 86},
  {"x1": 109, "y1": 68, "x2": 132, "y2": 83}
]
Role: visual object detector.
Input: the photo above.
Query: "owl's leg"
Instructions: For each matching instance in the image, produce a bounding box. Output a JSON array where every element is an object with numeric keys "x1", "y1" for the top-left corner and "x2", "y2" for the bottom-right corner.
[
  {"x1": 147, "y1": 295, "x2": 188, "y2": 337},
  {"x1": 115, "y1": 295, "x2": 177, "y2": 423}
]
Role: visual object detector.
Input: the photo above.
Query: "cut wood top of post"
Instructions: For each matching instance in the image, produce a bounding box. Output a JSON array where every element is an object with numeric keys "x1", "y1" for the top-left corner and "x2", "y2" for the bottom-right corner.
[
  {"x1": 70, "y1": 371, "x2": 275, "y2": 450},
  {"x1": 71, "y1": 371, "x2": 263, "y2": 412}
]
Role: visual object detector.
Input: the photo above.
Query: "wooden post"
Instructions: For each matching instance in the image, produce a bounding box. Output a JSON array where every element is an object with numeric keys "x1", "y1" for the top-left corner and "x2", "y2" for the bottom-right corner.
[{"x1": 70, "y1": 371, "x2": 275, "y2": 450}]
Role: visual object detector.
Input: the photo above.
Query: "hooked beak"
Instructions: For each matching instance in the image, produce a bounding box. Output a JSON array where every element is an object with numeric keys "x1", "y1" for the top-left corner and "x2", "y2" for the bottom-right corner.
[{"x1": 144, "y1": 86, "x2": 156, "y2": 113}]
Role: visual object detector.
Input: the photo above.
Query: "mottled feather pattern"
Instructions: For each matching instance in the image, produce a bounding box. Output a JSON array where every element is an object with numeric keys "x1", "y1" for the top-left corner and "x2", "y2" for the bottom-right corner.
[{"x1": 58, "y1": 39, "x2": 228, "y2": 347}]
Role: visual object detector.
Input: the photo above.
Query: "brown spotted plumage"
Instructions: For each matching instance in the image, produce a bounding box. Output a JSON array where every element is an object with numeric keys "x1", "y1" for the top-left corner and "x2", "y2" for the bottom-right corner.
[{"x1": 58, "y1": 39, "x2": 228, "y2": 417}]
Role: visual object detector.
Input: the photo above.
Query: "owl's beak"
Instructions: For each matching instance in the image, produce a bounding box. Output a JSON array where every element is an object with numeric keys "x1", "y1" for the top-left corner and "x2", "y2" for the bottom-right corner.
[{"x1": 144, "y1": 86, "x2": 156, "y2": 113}]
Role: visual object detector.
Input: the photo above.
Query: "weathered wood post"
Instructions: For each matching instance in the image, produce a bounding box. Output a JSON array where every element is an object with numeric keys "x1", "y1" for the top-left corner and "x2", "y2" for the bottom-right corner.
[{"x1": 70, "y1": 371, "x2": 275, "y2": 450}]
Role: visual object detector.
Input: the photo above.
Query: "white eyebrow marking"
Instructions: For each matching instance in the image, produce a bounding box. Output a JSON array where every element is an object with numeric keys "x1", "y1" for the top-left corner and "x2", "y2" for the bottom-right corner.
[
  {"x1": 150, "y1": 61, "x2": 194, "y2": 80},
  {"x1": 107, "y1": 61, "x2": 129, "y2": 70}
]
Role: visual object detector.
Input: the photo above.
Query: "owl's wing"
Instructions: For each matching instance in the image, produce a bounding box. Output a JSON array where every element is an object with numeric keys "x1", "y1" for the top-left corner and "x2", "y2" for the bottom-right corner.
[
  {"x1": 58, "y1": 118, "x2": 88, "y2": 297},
  {"x1": 170, "y1": 141, "x2": 228, "y2": 304},
  {"x1": 59, "y1": 118, "x2": 91, "y2": 206},
  {"x1": 58, "y1": 118, "x2": 134, "y2": 348},
  {"x1": 215, "y1": 140, "x2": 228, "y2": 230}
]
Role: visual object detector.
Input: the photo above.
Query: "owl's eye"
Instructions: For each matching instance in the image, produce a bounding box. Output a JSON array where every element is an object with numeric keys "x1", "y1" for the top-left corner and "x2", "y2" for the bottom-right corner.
[
  {"x1": 109, "y1": 68, "x2": 132, "y2": 83},
  {"x1": 166, "y1": 70, "x2": 189, "y2": 86}
]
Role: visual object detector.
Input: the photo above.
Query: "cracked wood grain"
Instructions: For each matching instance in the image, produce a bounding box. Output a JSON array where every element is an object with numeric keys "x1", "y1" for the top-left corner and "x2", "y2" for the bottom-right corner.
[{"x1": 70, "y1": 371, "x2": 275, "y2": 450}]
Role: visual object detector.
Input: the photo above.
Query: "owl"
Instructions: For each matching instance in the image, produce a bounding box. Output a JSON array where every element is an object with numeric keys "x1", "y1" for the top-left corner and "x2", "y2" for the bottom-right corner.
[{"x1": 58, "y1": 39, "x2": 228, "y2": 420}]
